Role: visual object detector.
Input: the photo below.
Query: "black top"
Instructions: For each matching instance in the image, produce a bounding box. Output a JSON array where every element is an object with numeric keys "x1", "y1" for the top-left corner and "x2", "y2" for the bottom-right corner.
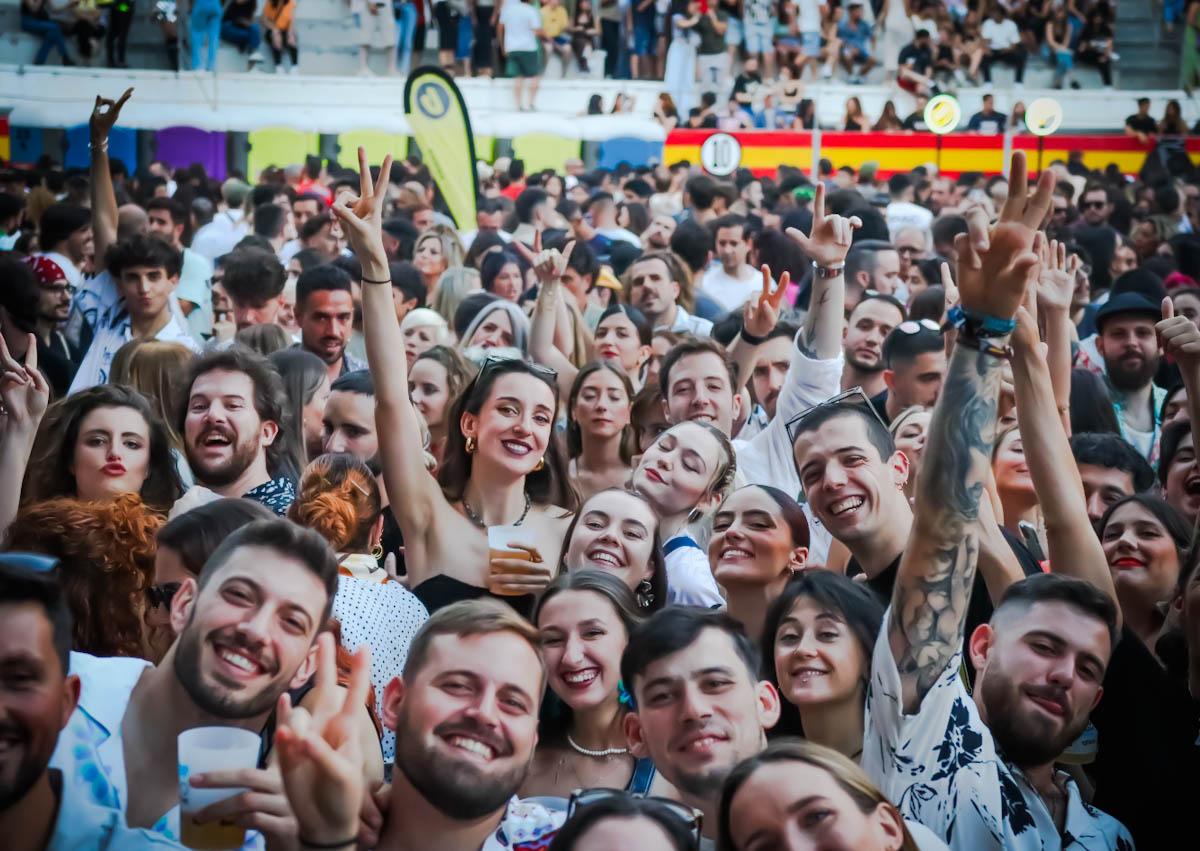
[
  {"x1": 869, "y1": 389, "x2": 890, "y2": 425},
  {"x1": 902, "y1": 111, "x2": 929, "y2": 132},
  {"x1": 967, "y1": 110, "x2": 1007, "y2": 134},
  {"x1": 412, "y1": 574, "x2": 535, "y2": 619},
  {"x1": 898, "y1": 42, "x2": 933, "y2": 75},
  {"x1": 224, "y1": 0, "x2": 257, "y2": 23},
  {"x1": 37, "y1": 336, "x2": 77, "y2": 400},
  {"x1": 1089, "y1": 627, "x2": 1200, "y2": 850},
  {"x1": 1125, "y1": 113, "x2": 1157, "y2": 134},
  {"x1": 850, "y1": 526, "x2": 1043, "y2": 680}
]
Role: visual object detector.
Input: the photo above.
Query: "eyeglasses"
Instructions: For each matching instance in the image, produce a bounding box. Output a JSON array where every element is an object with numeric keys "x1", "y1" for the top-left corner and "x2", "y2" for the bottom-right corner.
[
  {"x1": 1082, "y1": 200, "x2": 1107, "y2": 210},
  {"x1": 567, "y1": 788, "x2": 703, "y2": 848},
  {"x1": 895, "y1": 319, "x2": 941, "y2": 335},
  {"x1": 477, "y1": 354, "x2": 558, "y2": 381},
  {"x1": 146, "y1": 581, "x2": 182, "y2": 609},
  {"x1": 786, "y1": 385, "x2": 890, "y2": 444},
  {"x1": 39, "y1": 282, "x2": 76, "y2": 296}
]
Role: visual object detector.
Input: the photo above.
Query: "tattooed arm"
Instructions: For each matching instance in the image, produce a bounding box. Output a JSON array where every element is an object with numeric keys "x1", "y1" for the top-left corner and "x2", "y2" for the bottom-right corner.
[
  {"x1": 889, "y1": 152, "x2": 1053, "y2": 713},
  {"x1": 786, "y1": 182, "x2": 859, "y2": 359}
]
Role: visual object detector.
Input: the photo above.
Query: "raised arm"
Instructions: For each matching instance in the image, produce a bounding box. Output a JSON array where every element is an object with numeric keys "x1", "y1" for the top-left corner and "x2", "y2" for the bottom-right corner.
[
  {"x1": 1009, "y1": 288, "x2": 1117, "y2": 617},
  {"x1": 728, "y1": 265, "x2": 788, "y2": 388},
  {"x1": 1033, "y1": 236, "x2": 1078, "y2": 434},
  {"x1": 332, "y1": 148, "x2": 443, "y2": 539},
  {"x1": 522, "y1": 234, "x2": 579, "y2": 398},
  {"x1": 0, "y1": 334, "x2": 49, "y2": 540},
  {"x1": 1157, "y1": 297, "x2": 1200, "y2": 536},
  {"x1": 890, "y1": 152, "x2": 1052, "y2": 712},
  {"x1": 88, "y1": 88, "x2": 132, "y2": 266},
  {"x1": 786, "y1": 182, "x2": 858, "y2": 359}
]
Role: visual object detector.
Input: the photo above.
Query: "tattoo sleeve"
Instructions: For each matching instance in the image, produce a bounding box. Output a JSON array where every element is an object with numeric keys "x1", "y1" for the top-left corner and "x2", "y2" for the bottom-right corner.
[{"x1": 890, "y1": 342, "x2": 1004, "y2": 709}]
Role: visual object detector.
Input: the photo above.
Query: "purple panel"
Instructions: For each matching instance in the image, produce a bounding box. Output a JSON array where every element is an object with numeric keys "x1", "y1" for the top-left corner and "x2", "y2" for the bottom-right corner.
[{"x1": 155, "y1": 127, "x2": 227, "y2": 181}]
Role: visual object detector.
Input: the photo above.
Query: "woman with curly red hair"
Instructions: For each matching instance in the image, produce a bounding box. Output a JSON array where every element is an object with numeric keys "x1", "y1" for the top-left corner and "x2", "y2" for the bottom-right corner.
[
  {"x1": 6, "y1": 492, "x2": 163, "y2": 659},
  {"x1": 289, "y1": 452, "x2": 386, "y2": 582}
]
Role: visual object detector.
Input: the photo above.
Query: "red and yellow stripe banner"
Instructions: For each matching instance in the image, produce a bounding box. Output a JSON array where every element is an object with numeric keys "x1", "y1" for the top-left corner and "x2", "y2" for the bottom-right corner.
[{"x1": 663, "y1": 129, "x2": 1200, "y2": 179}]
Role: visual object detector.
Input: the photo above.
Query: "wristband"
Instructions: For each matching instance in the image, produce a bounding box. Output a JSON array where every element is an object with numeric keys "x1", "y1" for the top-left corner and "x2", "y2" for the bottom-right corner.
[
  {"x1": 739, "y1": 328, "x2": 769, "y2": 346},
  {"x1": 300, "y1": 837, "x2": 357, "y2": 850},
  {"x1": 811, "y1": 261, "x2": 845, "y2": 279},
  {"x1": 89, "y1": 140, "x2": 108, "y2": 153},
  {"x1": 946, "y1": 305, "x2": 1017, "y2": 338},
  {"x1": 360, "y1": 275, "x2": 391, "y2": 285},
  {"x1": 955, "y1": 330, "x2": 1012, "y2": 361}
]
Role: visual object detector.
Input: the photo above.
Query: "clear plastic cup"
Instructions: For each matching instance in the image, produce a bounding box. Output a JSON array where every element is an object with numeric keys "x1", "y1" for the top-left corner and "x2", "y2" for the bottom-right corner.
[
  {"x1": 177, "y1": 726, "x2": 262, "y2": 850},
  {"x1": 487, "y1": 524, "x2": 541, "y2": 596}
]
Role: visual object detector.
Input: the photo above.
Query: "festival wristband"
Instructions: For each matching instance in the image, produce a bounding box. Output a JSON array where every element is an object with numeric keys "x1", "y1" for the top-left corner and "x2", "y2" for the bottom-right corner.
[
  {"x1": 811, "y1": 261, "x2": 845, "y2": 279},
  {"x1": 360, "y1": 275, "x2": 391, "y2": 285},
  {"x1": 739, "y1": 328, "x2": 769, "y2": 346},
  {"x1": 954, "y1": 331, "x2": 1012, "y2": 361},
  {"x1": 946, "y1": 305, "x2": 1017, "y2": 338}
]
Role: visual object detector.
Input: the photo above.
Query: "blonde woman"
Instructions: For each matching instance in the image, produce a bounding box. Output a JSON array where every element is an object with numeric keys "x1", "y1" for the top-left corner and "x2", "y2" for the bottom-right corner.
[
  {"x1": 413, "y1": 225, "x2": 466, "y2": 295},
  {"x1": 430, "y1": 266, "x2": 481, "y2": 325}
]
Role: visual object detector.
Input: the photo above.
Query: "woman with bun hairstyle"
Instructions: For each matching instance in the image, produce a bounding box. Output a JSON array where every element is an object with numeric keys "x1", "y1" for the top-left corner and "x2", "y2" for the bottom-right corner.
[{"x1": 289, "y1": 452, "x2": 387, "y2": 582}]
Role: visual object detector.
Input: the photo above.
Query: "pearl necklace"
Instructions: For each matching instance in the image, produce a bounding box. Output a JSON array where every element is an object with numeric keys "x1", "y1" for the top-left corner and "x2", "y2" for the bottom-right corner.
[{"x1": 566, "y1": 734, "x2": 630, "y2": 758}]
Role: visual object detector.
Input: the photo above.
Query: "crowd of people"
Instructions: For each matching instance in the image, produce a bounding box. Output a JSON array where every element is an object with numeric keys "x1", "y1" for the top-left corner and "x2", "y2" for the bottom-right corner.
[
  {"x1": 14, "y1": 0, "x2": 1142, "y2": 93},
  {"x1": 0, "y1": 82, "x2": 1199, "y2": 851}
]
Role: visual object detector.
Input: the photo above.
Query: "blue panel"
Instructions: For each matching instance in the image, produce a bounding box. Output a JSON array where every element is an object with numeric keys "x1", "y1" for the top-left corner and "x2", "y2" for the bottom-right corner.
[
  {"x1": 597, "y1": 137, "x2": 663, "y2": 170},
  {"x1": 9, "y1": 125, "x2": 43, "y2": 165},
  {"x1": 64, "y1": 124, "x2": 138, "y2": 173}
]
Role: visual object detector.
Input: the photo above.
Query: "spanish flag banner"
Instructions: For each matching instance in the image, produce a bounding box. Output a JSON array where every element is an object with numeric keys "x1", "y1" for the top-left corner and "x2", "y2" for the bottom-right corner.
[{"x1": 404, "y1": 67, "x2": 478, "y2": 229}]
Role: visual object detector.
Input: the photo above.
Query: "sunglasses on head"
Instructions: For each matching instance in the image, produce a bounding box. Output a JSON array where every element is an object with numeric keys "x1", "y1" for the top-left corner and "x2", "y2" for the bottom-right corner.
[
  {"x1": 786, "y1": 386, "x2": 890, "y2": 444},
  {"x1": 567, "y1": 788, "x2": 703, "y2": 849},
  {"x1": 146, "y1": 581, "x2": 182, "y2": 609},
  {"x1": 896, "y1": 318, "x2": 941, "y2": 335},
  {"x1": 477, "y1": 354, "x2": 558, "y2": 381}
]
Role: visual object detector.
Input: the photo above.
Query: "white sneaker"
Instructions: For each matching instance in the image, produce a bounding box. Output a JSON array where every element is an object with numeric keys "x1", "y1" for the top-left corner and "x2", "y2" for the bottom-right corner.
[
  {"x1": 288, "y1": 64, "x2": 299, "y2": 74},
  {"x1": 820, "y1": 63, "x2": 833, "y2": 79},
  {"x1": 954, "y1": 68, "x2": 966, "y2": 85},
  {"x1": 248, "y1": 50, "x2": 264, "y2": 63}
]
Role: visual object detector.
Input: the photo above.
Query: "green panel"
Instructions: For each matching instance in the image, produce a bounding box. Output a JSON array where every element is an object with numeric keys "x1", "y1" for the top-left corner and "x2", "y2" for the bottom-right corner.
[
  {"x1": 510, "y1": 133, "x2": 581, "y2": 174},
  {"x1": 246, "y1": 128, "x2": 319, "y2": 180},
  {"x1": 337, "y1": 130, "x2": 409, "y2": 165}
]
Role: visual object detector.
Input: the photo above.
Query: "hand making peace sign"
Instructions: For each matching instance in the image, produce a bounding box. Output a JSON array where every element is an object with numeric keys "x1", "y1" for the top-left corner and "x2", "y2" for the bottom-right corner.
[
  {"x1": 330, "y1": 147, "x2": 394, "y2": 281},
  {"x1": 743, "y1": 265, "x2": 790, "y2": 340}
]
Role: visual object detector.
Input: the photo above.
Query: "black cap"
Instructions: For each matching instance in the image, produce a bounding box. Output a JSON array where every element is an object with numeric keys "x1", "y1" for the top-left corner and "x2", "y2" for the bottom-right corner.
[
  {"x1": 1095, "y1": 291, "x2": 1162, "y2": 332},
  {"x1": 1110, "y1": 267, "x2": 1166, "y2": 302}
]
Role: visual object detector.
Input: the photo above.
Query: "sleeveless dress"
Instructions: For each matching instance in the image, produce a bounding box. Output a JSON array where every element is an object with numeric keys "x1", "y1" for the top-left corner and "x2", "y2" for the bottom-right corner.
[{"x1": 413, "y1": 574, "x2": 536, "y2": 619}]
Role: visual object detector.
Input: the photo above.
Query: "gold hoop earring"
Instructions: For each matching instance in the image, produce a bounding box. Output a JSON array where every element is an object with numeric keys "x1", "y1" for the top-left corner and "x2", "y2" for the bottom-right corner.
[
  {"x1": 465, "y1": 436, "x2": 477, "y2": 453},
  {"x1": 371, "y1": 544, "x2": 384, "y2": 560},
  {"x1": 534, "y1": 456, "x2": 545, "y2": 472}
]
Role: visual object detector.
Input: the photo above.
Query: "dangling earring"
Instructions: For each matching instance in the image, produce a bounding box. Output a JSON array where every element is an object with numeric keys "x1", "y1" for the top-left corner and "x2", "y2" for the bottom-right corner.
[
  {"x1": 371, "y1": 543, "x2": 384, "y2": 560},
  {"x1": 534, "y1": 456, "x2": 545, "y2": 471},
  {"x1": 465, "y1": 436, "x2": 477, "y2": 453},
  {"x1": 636, "y1": 578, "x2": 655, "y2": 609}
]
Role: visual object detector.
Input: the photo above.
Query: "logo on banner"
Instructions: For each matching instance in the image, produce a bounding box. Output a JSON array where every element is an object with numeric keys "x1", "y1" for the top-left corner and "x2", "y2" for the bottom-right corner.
[
  {"x1": 701, "y1": 133, "x2": 742, "y2": 177},
  {"x1": 1025, "y1": 98, "x2": 1064, "y2": 137},
  {"x1": 415, "y1": 82, "x2": 450, "y2": 119},
  {"x1": 924, "y1": 95, "x2": 962, "y2": 135}
]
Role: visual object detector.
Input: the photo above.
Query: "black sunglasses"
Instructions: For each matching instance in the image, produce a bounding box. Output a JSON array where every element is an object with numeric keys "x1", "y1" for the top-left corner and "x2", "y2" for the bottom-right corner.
[
  {"x1": 146, "y1": 581, "x2": 182, "y2": 609},
  {"x1": 1082, "y1": 200, "x2": 1107, "y2": 210},
  {"x1": 568, "y1": 788, "x2": 703, "y2": 848},
  {"x1": 786, "y1": 386, "x2": 890, "y2": 444}
]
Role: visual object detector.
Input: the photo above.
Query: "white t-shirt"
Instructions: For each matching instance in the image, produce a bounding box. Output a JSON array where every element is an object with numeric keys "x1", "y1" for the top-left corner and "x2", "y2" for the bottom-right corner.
[
  {"x1": 980, "y1": 17, "x2": 1020, "y2": 50},
  {"x1": 701, "y1": 264, "x2": 769, "y2": 313},
  {"x1": 664, "y1": 534, "x2": 724, "y2": 607},
  {"x1": 796, "y1": 0, "x2": 824, "y2": 32},
  {"x1": 176, "y1": 246, "x2": 214, "y2": 339},
  {"x1": 500, "y1": 1, "x2": 542, "y2": 52}
]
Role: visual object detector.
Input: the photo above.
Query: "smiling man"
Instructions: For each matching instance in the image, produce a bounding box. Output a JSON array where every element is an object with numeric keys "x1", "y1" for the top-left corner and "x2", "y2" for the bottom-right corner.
[
  {"x1": 294, "y1": 264, "x2": 365, "y2": 383},
  {"x1": 622, "y1": 607, "x2": 780, "y2": 848},
  {"x1": 369, "y1": 600, "x2": 562, "y2": 850},
  {"x1": 180, "y1": 346, "x2": 298, "y2": 514},
  {"x1": 50, "y1": 520, "x2": 340, "y2": 847}
]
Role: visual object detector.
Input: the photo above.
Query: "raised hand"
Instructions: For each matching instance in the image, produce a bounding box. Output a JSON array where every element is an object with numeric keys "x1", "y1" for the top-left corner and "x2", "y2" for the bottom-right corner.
[
  {"x1": 954, "y1": 151, "x2": 1054, "y2": 321},
  {"x1": 330, "y1": 147, "x2": 394, "y2": 279},
  {"x1": 1035, "y1": 234, "x2": 1078, "y2": 314},
  {"x1": 743, "y1": 265, "x2": 789, "y2": 339},
  {"x1": 514, "y1": 230, "x2": 575, "y2": 286},
  {"x1": 0, "y1": 333, "x2": 48, "y2": 437},
  {"x1": 1158, "y1": 297, "x2": 1200, "y2": 375},
  {"x1": 274, "y1": 634, "x2": 371, "y2": 848},
  {"x1": 90, "y1": 87, "x2": 133, "y2": 145},
  {"x1": 785, "y1": 182, "x2": 862, "y2": 268}
]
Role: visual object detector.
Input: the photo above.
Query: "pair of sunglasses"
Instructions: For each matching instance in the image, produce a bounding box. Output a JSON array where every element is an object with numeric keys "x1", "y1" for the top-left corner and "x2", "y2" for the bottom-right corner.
[
  {"x1": 568, "y1": 788, "x2": 703, "y2": 848},
  {"x1": 785, "y1": 385, "x2": 891, "y2": 444}
]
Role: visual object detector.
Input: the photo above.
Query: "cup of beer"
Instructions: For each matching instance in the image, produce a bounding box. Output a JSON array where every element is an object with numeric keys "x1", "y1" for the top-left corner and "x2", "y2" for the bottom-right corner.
[
  {"x1": 178, "y1": 726, "x2": 262, "y2": 850},
  {"x1": 487, "y1": 524, "x2": 541, "y2": 596}
]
